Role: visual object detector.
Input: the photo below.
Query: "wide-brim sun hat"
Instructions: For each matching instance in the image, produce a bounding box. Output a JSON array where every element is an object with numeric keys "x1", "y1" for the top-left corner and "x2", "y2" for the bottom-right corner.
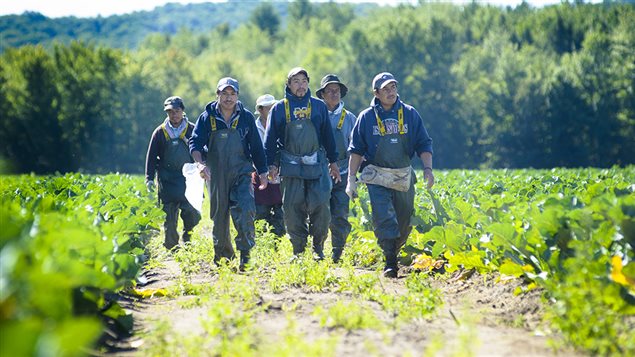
[{"x1": 316, "y1": 74, "x2": 348, "y2": 99}]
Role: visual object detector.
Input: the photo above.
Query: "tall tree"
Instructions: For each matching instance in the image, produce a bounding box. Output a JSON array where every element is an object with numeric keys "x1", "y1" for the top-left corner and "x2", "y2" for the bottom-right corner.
[
  {"x1": 289, "y1": 0, "x2": 313, "y2": 25},
  {"x1": 250, "y1": 2, "x2": 280, "y2": 37},
  {"x1": 0, "y1": 46, "x2": 69, "y2": 173}
]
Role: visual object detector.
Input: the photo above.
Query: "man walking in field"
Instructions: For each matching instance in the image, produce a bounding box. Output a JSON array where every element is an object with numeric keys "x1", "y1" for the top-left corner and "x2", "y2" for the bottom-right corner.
[
  {"x1": 190, "y1": 77, "x2": 269, "y2": 270},
  {"x1": 145, "y1": 96, "x2": 201, "y2": 251},
  {"x1": 346, "y1": 72, "x2": 434, "y2": 278},
  {"x1": 264, "y1": 67, "x2": 341, "y2": 259},
  {"x1": 315, "y1": 74, "x2": 356, "y2": 263}
]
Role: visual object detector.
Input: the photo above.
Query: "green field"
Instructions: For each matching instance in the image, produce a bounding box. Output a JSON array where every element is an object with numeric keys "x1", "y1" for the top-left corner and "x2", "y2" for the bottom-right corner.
[{"x1": 1, "y1": 167, "x2": 634, "y2": 355}]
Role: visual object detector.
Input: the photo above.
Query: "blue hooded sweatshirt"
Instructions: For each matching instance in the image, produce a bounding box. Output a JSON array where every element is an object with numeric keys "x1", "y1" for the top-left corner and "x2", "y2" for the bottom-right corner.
[
  {"x1": 264, "y1": 86, "x2": 338, "y2": 167},
  {"x1": 189, "y1": 100, "x2": 268, "y2": 174},
  {"x1": 348, "y1": 96, "x2": 433, "y2": 164}
]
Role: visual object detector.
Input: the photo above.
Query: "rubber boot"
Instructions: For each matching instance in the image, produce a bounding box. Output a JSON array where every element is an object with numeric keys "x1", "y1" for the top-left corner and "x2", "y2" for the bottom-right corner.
[
  {"x1": 292, "y1": 242, "x2": 305, "y2": 256},
  {"x1": 331, "y1": 247, "x2": 343, "y2": 264},
  {"x1": 381, "y1": 240, "x2": 398, "y2": 278},
  {"x1": 313, "y1": 240, "x2": 325, "y2": 261},
  {"x1": 182, "y1": 230, "x2": 191, "y2": 244},
  {"x1": 239, "y1": 250, "x2": 250, "y2": 272}
]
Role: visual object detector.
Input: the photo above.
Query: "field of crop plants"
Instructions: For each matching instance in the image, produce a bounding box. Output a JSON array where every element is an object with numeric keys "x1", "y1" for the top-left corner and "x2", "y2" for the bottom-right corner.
[{"x1": 1, "y1": 167, "x2": 633, "y2": 356}]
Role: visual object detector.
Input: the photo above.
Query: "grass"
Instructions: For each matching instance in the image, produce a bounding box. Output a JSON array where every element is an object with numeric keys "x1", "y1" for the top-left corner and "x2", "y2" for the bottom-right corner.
[{"x1": 134, "y1": 211, "x2": 443, "y2": 356}]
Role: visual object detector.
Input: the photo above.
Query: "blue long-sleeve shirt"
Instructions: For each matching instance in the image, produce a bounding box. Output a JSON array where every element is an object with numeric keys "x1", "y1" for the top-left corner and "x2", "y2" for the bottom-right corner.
[
  {"x1": 263, "y1": 87, "x2": 338, "y2": 167},
  {"x1": 349, "y1": 96, "x2": 433, "y2": 163},
  {"x1": 189, "y1": 100, "x2": 268, "y2": 174}
]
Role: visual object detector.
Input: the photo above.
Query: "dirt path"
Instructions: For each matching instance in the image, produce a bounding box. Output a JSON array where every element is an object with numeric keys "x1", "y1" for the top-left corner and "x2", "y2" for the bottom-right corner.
[{"x1": 108, "y1": 257, "x2": 582, "y2": 357}]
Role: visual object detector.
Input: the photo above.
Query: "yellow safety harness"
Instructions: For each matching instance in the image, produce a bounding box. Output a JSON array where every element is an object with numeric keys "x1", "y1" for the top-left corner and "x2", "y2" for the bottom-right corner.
[
  {"x1": 336, "y1": 108, "x2": 346, "y2": 130},
  {"x1": 374, "y1": 106, "x2": 404, "y2": 136},
  {"x1": 284, "y1": 98, "x2": 311, "y2": 123},
  {"x1": 211, "y1": 113, "x2": 239, "y2": 131},
  {"x1": 161, "y1": 122, "x2": 188, "y2": 141}
]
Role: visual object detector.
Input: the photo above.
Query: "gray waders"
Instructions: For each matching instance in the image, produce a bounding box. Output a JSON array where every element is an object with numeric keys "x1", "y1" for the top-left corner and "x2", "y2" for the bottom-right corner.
[
  {"x1": 158, "y1": 136, "x2": 201, "y2": 250},
  {"x1": 207, "y1": 124, "x2": 256, "y2": 265},
  {"x1": 366, "y1": 130, "x2": 416, "y2": 277},
  {"x1": 329, "y1": 124, "x2": 351, "y2": 263},
  {"x1": 280, "y1": 117, "x2": 332, "y2": 258}
]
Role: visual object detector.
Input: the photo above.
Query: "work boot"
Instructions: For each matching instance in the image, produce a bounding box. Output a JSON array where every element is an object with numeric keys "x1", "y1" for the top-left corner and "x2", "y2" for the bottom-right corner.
[
  {"x1": 383, "y1": 254, "x2": 398, "y2": 278},
  {"x1": 381, "y1": 240, "x2": 398, "y2": 278},
  {"x1": 313, "y1": 243, "x2": 325, "y2": 261},
  {"x1": 239, "y1": 250, "x2": 250, "y2": 272},
  {"x1": 331, "y1": 247, "x2": 343, "y2": 264},
  {"x1": 292, "y1": 244, "x2": 305, "y2": 257}
]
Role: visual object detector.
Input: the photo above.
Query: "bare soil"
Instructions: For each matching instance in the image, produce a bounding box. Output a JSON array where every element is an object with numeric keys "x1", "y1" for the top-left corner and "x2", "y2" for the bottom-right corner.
[{"x1": 106, "y1": 256, "x2": 584, "y2": 357}]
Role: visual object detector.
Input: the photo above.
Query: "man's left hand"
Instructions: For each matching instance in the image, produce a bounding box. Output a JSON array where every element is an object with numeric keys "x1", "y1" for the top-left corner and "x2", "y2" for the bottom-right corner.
[
  {"x1": 424, "y1": 168, "x2": 435, "y2": 189},
  {"x1": 258, "y1": 173, "x2": 269, "y2": 190},
  {"x1": 329, "y1": 163, "x2": 341, "y2": 183}
]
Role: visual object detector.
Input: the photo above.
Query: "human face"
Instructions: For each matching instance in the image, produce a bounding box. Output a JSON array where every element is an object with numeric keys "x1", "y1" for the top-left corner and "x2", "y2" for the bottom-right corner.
[
  {"x1": 322, "y1": 83, "x2": 341, "y2": 111},
  {"x1": 374, "y1": 82, "x2": 398, "y2": 109},
  {"x1": 288, "y1": 73, "x2": 309, "y2": 97},
  {"x1": 217, "y1": 87, "x2": 238, "y2": 113},
  {"x1": 257, "y1": 105, "x2": 273, "y2": 125},
  {"x1": 166, "y1": 108, "x2": 184, "y2": 126}
]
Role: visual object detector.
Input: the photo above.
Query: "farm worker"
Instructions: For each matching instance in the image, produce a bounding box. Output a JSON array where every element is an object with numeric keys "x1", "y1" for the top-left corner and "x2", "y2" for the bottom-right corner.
[
  {"x1": 252, "y1": 94, "x2": 286, "y2": 237},
  {"x1": 315, "y1": 74, "x2": 356, "y2": 263},
  {"x1": 145, "y1": 96, "x2": 201, "y2": 251},
  {"x1": 264, "y1": 67, "x2": 341, "y2": 259},
  {"x1": 190, "y1": 77, "x2": 269, "y2": 270},
  {"x1": 346, "y1": 72, "x2": 434, "y2": 278}
]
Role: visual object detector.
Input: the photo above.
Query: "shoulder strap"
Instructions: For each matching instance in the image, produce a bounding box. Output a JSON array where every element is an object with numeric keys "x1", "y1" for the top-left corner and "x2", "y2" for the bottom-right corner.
[
  {"x1": 284, "y1": 98, "x2": 291, "y2": 123},
  {"x1": 373, "y1": 106, "x2": 404, "y2": 136},
  {"x1": 284, "y1": 98, "x2": 312, "y2": 123},
  {"x1": 337, "y1": 108, "x2": 346, "y2": 130}
]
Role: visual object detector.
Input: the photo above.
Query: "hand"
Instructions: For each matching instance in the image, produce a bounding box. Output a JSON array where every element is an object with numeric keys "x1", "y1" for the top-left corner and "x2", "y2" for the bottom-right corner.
[
  {"x1": 251, "y1": 171, "x2": 258, "y2": 185},
  {"x1": 329, "y1": 163, "x2": 341, "y2": 183},
  {"x1": 198, "y1": 162, "x2": 211, "y2": 181},
  {"x1": 268, "y1": 165, "x2": 279, "y2": 182},
  {"x1": 258, "y1": 173, "x2": 269, "y2": 190},
  {"x1": 146, "y1": 181, "x2": 155, "y2": 193},
  {"x1": 424, "y1": 168, "x2": 435, "y2": 189},
  {"x1": 345, "y1": 175, "x2": 358, "y2": 199}
]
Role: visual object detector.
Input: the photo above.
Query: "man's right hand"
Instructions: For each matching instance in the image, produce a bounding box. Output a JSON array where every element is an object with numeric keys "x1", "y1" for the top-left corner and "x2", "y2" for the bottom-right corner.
[
  {"x1": 345, "y1": 175, "x2": 358, "y2": 199},
  {"x1": 268, "y1": 165, "x2": 279, "y2": 182},
  {"x1": 146, "y1": 181, "x2": 155, "y2": 193},
  {"x1": 198, "y1": 162, "x2": 211, "y2": 181}
]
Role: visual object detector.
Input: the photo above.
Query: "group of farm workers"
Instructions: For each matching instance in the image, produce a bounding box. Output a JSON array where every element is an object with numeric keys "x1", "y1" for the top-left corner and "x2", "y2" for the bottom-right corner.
[{"x1": 145, "y1": 67, "x2": 434, "y2": 277}]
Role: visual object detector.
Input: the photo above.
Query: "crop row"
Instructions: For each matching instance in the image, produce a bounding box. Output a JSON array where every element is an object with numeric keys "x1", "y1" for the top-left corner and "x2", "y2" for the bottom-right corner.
[{"x1": 0, "y1": 174, "x2": 163, "y2": 356}]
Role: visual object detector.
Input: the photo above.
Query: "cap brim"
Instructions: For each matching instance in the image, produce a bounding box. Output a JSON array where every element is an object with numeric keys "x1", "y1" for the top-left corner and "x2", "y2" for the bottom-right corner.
[
  {"x1": 288, "y1": 69, "x2": 309, "y2": 80},
  {"x1": 218, "y1": 84, "x2": 238, "y2": 93},
  {"x1": 164, "y1": 105, "x2": 176, "y2": 111},
  {"x1": 260, "y1": 100, "x2": 276, "y2": 107},
  {"x1": 255, "y1": 100, "x2": 276, "y2": 110},
  {"x1": 379, "y1": 79, "x2": 397, "y2": 89}
]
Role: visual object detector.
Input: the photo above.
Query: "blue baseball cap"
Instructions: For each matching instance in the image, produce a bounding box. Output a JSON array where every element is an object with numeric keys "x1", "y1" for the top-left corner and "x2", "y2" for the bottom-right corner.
[
  {"x1": 372, "y1": 72, "x2": 398, "y2": 90},
  {"x1": 217, "y1": 77, "x2": 239, "y2": 93}
]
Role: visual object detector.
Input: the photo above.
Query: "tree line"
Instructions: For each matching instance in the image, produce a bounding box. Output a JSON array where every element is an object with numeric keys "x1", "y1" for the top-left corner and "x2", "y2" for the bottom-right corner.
[{"x1": 1, "y1": 1, "x2": 633, "y2": 174}]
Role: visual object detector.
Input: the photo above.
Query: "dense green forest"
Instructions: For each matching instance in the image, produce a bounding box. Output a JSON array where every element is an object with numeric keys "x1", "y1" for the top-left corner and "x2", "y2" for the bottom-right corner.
[
  {"x1": 0, "y1": 1, "x2": 378, "y2": 52},
  {"x1": 1, "y1": 0, "x2": 634, "y2": 174}
]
